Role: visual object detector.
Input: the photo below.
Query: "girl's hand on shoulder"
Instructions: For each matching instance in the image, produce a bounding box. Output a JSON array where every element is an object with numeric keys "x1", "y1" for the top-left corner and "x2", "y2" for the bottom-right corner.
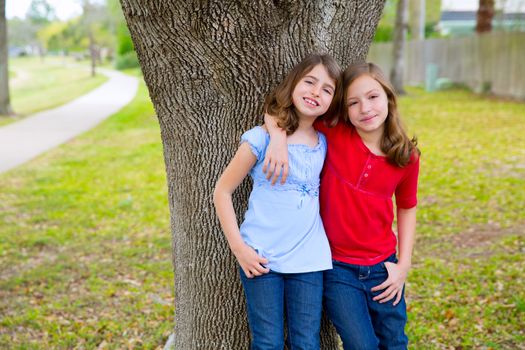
[
  {"x1": 371, "y1": 262, "x2": 409, "y2": 306},
  {"x1": 262, "y1": 113, "x2": 289, "y2": 185},
  {"x1": 263, "y1": 138, "x2": 289, "y2": 185},
  {"x1": 233, "y1": 244, "x2": 270, "y2": 278}
]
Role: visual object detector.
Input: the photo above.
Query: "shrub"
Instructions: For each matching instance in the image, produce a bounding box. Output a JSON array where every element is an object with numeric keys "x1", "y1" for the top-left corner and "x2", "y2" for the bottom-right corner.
[{"x1": 115, "y1": 51, "x2": 139, "y2": 70}]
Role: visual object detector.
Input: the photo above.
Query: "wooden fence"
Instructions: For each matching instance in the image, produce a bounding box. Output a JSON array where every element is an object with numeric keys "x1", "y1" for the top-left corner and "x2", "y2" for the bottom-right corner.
[{"x1": 367, "y1": 32, "x2": 525, "y2": 100}]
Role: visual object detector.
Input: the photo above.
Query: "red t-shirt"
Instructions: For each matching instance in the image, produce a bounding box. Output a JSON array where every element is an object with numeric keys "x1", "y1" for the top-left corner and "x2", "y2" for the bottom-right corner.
[{"x1": 315, "y1": 120, "x2": 419, "y2": 266}]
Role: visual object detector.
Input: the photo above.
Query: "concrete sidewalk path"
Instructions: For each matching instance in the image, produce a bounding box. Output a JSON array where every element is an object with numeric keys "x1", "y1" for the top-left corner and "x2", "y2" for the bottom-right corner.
[{"x1": 0, "y1": 69, "x2": 139, "y2": 174}]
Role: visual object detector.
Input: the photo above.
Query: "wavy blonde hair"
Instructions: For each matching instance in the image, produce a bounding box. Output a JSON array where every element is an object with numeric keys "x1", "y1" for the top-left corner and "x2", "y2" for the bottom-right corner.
[
  {"x1": 264, "y1": 54, "x2": 342, "y2": 135},
  {"x1": 342, "y1": 62, "x2": 420, "y2": 167}
]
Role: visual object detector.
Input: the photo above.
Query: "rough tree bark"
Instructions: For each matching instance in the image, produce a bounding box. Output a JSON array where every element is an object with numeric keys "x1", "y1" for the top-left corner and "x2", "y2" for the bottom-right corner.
[
  {"x1": 476, "y1": 0, "x2": 495, "y2": 33},
  {"x1": 0, "y1": 0, "x2": 13, "y2": 116},
  {"x1": 119, "y1": 1, "x2": 385, "y2": 348},
  {"x1": 391, "y1": 0, "x2": 408, "y2": 94}
]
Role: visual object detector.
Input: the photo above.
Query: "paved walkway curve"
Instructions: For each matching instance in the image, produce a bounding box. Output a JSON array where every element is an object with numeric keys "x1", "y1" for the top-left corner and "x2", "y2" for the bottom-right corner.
[{"x1": 0, "y1": 69, "x2": 139, "y2": 174}]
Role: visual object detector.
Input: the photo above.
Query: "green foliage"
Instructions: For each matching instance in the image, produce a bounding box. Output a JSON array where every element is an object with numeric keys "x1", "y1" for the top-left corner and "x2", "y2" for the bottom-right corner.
[
  {"x1": 374, "y1": 0, "x2": 443, "y2": 41},
  {"x1": 424, "y1": 0, "x2": 442, "y2": 26},
  {"x1": 27, "y1": 0, "x2": 56, "y2": 26},
  {"x1": 373, "y1": 0, "x2": 396, "y2": 42},
  {"x1": 425, "y1": 23, "x2": 444, "y2": 39},
  {"x1": 13, "y1": 0, "x2": 137, "y2": 71},
  {"x1": 79, "y1": 0, "x2": 115, "y2": 50},
  {"x1": 58, "y1": 18, "x2": 89, "y2": 52},
  {"x1": 22, "y1": 0, "x2": 56, "y2": 51},
  {"x1": 373, "y1": 25, "x2": 394, "y2": 42},
  {"x1": 115, "y1": 51, "x2": 139, "y2": 70},
  {"x1": 29, "y1": 0, "x2": 115, "y2": 57},
  {"x1": 37, "y1": 21, "x2": 68, "y2": 51},
  {"x1": 111, "y1": 0, "x2": 139, "y2": 70},
  {"x1": 107, "y1": 0, "x2": 134, "y2": 56},
  {"x1": 117, "y1": 25, "x2": 134, "y2": 55}
]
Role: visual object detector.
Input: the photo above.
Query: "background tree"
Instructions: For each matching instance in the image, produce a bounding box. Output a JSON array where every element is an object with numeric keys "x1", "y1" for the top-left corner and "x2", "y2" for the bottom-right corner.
[
  {"x1": 409, "y1": 0, "x2": 425, "y2": 40},
  {"x1": 7, "y1": 17, "x2": 35, "y2": 51},
  {"x1": 26, "y1": 0, "x2": 56, "y2": 24},
  {"x1": 120, "y1": 1, "x2": 385, "y2": 348},
  {"x1": 476, "y1": 0, "x2": 495, "y2": 33},
  {"x1": 0, "y1": 0, "x2": 13, "y2": 116},
  {"x1": 26, "y1": 0, "x2": 56, "y2": 57},
  {"x1": 42, "y1": 18, "x2": 82, "y2": 55},
  {"x1": 40, "y1": 14, "x2": 113, "y2": 63},
  {"x1": 391, "y1": 0, "x2": 408, "y2": 94},
  {"x1": 37, "y1": 21, "x2": 68, "y2": 55},
  {"x1": 374, "y1": 0, "x2": 440, "y2": 42},
  {"x1": 81, "y1": 0, "x2": 106, "y2": 76}
]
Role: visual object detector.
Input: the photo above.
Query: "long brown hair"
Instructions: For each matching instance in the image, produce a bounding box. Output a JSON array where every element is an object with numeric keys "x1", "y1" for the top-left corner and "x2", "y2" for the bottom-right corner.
[
  {"x1": 264, "y1": 54, "x2": 342, "y2": 135},
  {"x1": 342, "y1": 62, "x2": 420, "y2": 167}
]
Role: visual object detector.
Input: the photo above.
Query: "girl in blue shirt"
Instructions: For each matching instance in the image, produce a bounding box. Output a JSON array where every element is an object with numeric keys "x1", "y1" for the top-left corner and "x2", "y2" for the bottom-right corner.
[{"x1": 214, "y1": 54, "x2": 342, "y2": 349}]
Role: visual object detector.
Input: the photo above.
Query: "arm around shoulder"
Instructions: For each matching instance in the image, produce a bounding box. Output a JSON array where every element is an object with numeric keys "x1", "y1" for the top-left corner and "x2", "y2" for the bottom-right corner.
[{"x1": 262, "y1": 113, "x2": 289, "y2": 184}]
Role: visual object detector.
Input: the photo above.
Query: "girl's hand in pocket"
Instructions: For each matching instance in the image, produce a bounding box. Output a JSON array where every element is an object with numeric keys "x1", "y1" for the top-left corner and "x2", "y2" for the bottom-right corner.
[
  {"x1": 234, "y1": 244, "x2": 270, "y2": 278},
  {"x1": 371, "y1": 262, "x2": 408, "y2": 306}
]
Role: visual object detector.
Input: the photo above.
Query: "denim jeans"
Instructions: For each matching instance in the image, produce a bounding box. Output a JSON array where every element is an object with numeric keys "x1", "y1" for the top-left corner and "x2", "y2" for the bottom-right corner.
[
  {"x1": 239, "y1": 269, "x2": 324, "y2": 350},
  {"x1": 323, "y1": 255, "x2": 408, "y2": 350}
]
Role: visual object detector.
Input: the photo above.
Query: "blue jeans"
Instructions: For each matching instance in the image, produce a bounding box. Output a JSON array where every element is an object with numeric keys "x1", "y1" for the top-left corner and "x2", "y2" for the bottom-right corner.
[
  {"x1": 323, "y1": 255, "x2": 408, "y2": 350},
  {"x1": 239, "y1": 269, "x2": 324, "y2": 350}
]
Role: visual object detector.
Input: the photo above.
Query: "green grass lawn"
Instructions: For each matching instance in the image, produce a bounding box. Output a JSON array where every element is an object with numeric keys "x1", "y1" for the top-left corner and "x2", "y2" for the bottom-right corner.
[
  {"x1": 0, "y1": 84, "x2": 523, "y2": 349},
  {"x1": 0, "y1": 80, "x2": 172, "y2": 349},
  {"x1": 0, "y1": 56, "x2": 108, "y2": 126},
  {"x1": 402, "y1": 88, "x2": 525, "y2": 348}
]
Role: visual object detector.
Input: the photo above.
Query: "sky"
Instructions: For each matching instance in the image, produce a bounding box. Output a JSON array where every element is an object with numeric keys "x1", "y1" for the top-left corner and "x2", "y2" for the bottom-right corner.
[
  {"x1": 6, "y1": 0, "x2": 83, "y2": 20},
  {"x1": 442, "y1": 0, "x2": 525, "y2": 12}
]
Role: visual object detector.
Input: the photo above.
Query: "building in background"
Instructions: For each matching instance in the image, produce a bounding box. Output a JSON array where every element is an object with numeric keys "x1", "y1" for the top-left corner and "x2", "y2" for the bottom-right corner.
[{"x1": 438, "y1": 0, "x2": 525, "y2": 36}]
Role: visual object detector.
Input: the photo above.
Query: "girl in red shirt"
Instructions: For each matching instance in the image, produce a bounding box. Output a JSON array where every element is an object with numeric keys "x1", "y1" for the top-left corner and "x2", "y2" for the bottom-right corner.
[{"x1": 264, "y1": 62, "x2": 420, "y2": 349}]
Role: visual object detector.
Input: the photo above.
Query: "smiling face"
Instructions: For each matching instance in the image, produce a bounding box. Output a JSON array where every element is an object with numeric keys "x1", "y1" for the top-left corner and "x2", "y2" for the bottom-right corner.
[
  {"x1": 346, "y1": 74, "x2": 389, "y2": 137},
  {"x1": 291, "y1": 64, "x2": 336, "y2": 122}
]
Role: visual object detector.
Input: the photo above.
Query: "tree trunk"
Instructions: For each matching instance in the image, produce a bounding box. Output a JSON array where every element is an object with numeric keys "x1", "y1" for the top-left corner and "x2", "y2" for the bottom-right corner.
[
  {"x1": 119, "y1": 1, "x2": 385, "y2": 348},
  {"x1": 391, "y1": 0, "x2": 408, "y2": 95},
  {"x1": 88, "y1": 29, "x2": 96, "y2": 77},
  {"x1": 0, "y1": 0, "x2": 13, "y2": 116},
  {"x1": 476, "y1": 0, "x2": 495, "y2": 33},
  {"x1": 409, "y1": 0, "x2": 425, "y2": 41},
  {"x1": 83, "y1": 0, "x2": 97, "y2": 77}
]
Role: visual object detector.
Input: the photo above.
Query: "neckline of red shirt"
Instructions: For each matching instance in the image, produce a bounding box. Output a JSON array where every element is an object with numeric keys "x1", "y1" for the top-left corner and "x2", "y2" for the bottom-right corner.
[{"x1": 347, "y1": 124, "x2": 387, "y2": 161}]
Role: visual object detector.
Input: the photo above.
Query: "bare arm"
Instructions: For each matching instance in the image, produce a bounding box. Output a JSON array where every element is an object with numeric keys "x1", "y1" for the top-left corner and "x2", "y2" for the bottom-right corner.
[
  {"x1": 213, "y1": 143, "x2": 270, "y2": 278},
  {"x1": 396, "y1": 207, "x2": 416, "y2": 271},
  {"x1": 371, "y1": 206, "x2": 416, "y2": 305},
  {"x1": 262, "y1": 114, "x2": 289, "y2": 185}
]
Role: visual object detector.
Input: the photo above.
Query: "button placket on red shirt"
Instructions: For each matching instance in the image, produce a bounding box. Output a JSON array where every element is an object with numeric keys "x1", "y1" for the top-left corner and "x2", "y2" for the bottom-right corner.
[
  {"x1": 364, "y1": 164, "x2": 372, "y2": 180},
  {"x1": 358, "y1": 155, "x2": 373, "y2": 189}
]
